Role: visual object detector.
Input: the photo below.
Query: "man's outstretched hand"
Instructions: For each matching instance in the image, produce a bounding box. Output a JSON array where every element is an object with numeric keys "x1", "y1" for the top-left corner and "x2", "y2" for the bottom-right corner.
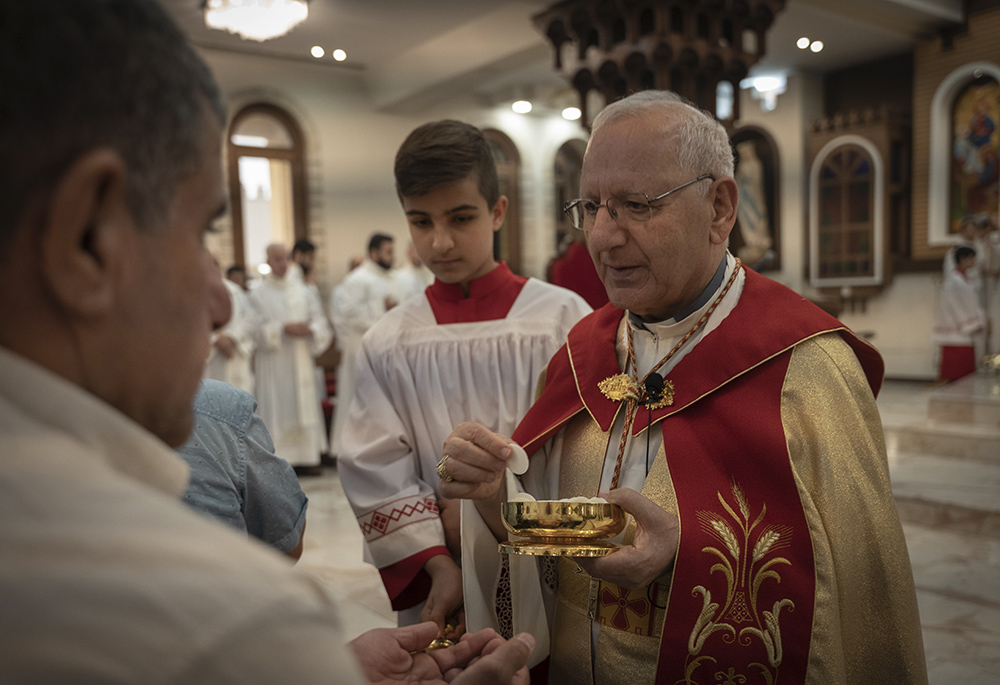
[{"x1": 349, "y1": 622, "x2": 533, "y2": 684}]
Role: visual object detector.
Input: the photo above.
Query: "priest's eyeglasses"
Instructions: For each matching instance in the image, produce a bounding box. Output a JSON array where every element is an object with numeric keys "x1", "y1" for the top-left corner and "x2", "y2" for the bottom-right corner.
[{"x1": 563, "y1": 174, "x2": 715, "y2": 231}]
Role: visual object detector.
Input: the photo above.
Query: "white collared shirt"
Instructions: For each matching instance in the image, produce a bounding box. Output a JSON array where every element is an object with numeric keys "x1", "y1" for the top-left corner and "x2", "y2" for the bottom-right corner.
[{"x1": 0, "y1": 348, "x2": 365, "y2": 684}]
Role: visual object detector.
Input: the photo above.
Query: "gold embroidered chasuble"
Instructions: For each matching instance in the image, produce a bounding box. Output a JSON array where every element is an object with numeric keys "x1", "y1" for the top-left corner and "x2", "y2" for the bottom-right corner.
[{"x1": 508, "y1": 270, "x2": 927, "y2": 685}]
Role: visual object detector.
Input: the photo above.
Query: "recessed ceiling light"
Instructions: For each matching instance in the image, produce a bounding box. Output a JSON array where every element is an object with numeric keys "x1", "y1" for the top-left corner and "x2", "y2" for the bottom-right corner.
[
  {"x1": 332, "y1": 49, "x2": 347, "y2": 61},
  {"x1": 310, "y1": 46, "x2": 324, "y2": 58},
  {"x1": 512, "y1": 100, "x2": 532, "y2": 114},
  {"x1": 796, "y1": 37, "x2": 810, "y2": 49},
  {"x1": 810, "y1": 40, "x2": 824, "y2": 52},
  {"x1": 562, "y1": 106, "x2": 582, "y2": 121}
]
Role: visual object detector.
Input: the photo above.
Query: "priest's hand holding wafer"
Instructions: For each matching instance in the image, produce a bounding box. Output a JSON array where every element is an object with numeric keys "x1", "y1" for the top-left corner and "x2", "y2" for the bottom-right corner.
[
  {"x1": 575, "y1": 487, "x2": 680, "y2": 589},
  {"x1": 437, "y1": 422, "x2": 515, "y2": 501}
]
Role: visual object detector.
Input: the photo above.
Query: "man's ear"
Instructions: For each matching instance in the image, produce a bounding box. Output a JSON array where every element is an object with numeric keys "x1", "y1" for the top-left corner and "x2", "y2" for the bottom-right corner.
[
  {"x1": 491, "y1": 195, "x2": 509, "y2": 232},
  {"x1": 708, "y1": 177, "x2": 738, "y2": 246},
  {"x1": 39, "y1": 149, "x2": 133, "y2": 317}
]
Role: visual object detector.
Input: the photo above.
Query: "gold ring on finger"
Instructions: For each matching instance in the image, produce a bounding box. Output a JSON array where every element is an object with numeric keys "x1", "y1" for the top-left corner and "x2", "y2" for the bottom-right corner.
[{"x1": 436, "y1": 454, "x2": 455, "y2": 483}]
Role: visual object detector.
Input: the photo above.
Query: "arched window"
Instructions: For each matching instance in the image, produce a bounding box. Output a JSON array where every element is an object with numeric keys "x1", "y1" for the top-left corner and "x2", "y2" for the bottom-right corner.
[
  {"x1": 950, "y1": 75, "x2": 999, "y2": 234},
  {"x1": 226, "y1": 103, "x2": 307, "y2": 275},
  {"x1": 554, "y1": 139, "x2": 587, "y2": 250},
  {"x1": 927, "y1": 62, "x2": 1000, "y2": 246},
  {"x1": 809, "y1": 138, "x2": 885, "y2": 287},
  {"x1": 716, "y1": 81, "x2": 735, "y2": 121},
  {"x1": 483, "y1": 129, "x2": 522, "y2": 275}
]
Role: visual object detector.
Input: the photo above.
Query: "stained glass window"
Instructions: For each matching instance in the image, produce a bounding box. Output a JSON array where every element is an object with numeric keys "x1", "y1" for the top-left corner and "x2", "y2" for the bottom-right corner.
[{"x1": 950, "y1": 75, "x2": 999, "y2": 234}]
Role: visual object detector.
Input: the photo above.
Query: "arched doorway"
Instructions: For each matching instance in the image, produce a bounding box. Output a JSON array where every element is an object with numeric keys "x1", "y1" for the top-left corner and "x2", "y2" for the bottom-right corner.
[
  {"x1": 226, "y1": 103, "x2": 308, "y2": 275},
  {"x1": 483, "y1": 129, "x2": 522, "y2": 275}
]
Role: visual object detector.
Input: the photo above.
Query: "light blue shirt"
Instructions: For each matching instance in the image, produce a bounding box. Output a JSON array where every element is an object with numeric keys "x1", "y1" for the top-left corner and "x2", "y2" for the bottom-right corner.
[{"x1": 177, "y1": 380, "x2": 307, "y2": 554}]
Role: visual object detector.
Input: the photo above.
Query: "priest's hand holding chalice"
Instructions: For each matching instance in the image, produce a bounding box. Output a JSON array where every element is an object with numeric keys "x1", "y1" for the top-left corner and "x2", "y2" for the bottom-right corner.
[{"x1": 438, "y1": 422, "x2": 679, "y2": 590}]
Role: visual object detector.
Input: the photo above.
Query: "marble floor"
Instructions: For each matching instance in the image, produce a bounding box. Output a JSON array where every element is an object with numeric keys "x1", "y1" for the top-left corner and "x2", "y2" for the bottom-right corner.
[{"x1": 296, "y1": 374, "x2": 1000, "y2": 683}]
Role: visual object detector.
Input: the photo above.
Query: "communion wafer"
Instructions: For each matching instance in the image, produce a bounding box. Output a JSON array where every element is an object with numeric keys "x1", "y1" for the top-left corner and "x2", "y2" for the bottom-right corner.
[{"x1": 507, "y1": 443, "x2": 529, "y2": 475}]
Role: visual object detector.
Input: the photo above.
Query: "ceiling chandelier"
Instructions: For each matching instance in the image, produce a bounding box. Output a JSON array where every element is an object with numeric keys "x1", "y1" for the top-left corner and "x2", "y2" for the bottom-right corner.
[{"x1": 204, "y1": 0, "x2": 309, "y2": 42}]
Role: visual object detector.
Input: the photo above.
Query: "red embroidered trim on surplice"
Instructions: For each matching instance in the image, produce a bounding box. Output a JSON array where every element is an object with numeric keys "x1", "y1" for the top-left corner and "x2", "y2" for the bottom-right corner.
[{"x1": 357, "y1": 494, "x2": 439, "y2": 543}]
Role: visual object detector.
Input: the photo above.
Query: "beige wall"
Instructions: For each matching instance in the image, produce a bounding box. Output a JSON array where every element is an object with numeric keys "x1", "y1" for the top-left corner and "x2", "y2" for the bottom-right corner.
[
  {"x1": 200, "y1": 45, "x2": 954, "y2": 379},
  {"x1": 198, "y1": 46, "x2": 588, "y2": 306},
  {"x1": 738, "y1": 74, "x2": 940, "y2": 379}
]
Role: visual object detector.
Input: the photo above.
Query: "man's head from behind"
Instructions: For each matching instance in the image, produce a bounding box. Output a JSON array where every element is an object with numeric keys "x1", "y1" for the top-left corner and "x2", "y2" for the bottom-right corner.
[
  {"x1": 580, "y1": 90, "x2": 738, "y2": 322},
  {"x1": 0, "y1": 0, "x2": 230, "y2": 447},
  {"x1": 226, "y1": 264, "x2": 248, "y2": 290},
  {"x1": 291, "y1": 238, "x2": 316, "y2": 275},
  {"x1": 394, "y1": 120, "x2": 506, "y2": 292},
  {"x1": 368, "y1": 233, "x2": 395, "y2": 271}
]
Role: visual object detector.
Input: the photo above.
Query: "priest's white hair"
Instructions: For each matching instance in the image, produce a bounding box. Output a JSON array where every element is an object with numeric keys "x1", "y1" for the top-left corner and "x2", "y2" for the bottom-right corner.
[{"x1": 590, "y1": 90, "x2": 735, "y2": 188}]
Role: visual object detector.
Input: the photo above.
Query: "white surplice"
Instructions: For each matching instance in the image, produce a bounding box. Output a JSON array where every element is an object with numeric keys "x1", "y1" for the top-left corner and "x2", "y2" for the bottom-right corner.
[
  {"x1": 251, "y1": 268, "x2": 333, "y2": 466},
  {"x1": 337, "y1": 278, "x2": 590, "y2": 604},
  {"x1": 204, "y1": 278, "x2": 258, "y2": 395},
  {"x1": 328, "y1": 261, "x2": 402, "y2": 456},
  {"x1": 933, "y1": 268, "x2": 988, "y2": 353}
]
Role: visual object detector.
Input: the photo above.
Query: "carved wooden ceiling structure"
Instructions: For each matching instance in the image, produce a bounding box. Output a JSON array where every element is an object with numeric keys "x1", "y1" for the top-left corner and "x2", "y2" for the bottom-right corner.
[{"x1": 533, "y1": 0, "x2": 786, "y2": 124}]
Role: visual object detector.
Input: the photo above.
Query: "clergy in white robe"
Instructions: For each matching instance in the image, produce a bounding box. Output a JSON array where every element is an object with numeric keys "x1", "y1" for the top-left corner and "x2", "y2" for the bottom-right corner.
[
  {"x1": 328, "y1": 234, "x2": 401, "y2": 456},
  {"x1": 251, "y1": 245, "x2": 333, "y2": 467},
  {"x1": 393, "y1": 242, "x2": 435, "y2": 302},
  {"x1": 204, "y1": 277, "x2": 258, "y2": 395}
]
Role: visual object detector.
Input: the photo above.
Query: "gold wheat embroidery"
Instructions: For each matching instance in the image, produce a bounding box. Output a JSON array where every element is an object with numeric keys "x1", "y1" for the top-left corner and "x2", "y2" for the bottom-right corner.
[{"x1": 682, "y1": 481, "x2": 794, "y2": 685}]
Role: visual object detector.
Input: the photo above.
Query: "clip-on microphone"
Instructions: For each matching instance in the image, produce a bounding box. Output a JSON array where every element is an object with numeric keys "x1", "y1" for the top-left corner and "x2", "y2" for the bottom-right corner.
[{"x1": 643, "y1": 372, "x2": 665, "y2": 405}]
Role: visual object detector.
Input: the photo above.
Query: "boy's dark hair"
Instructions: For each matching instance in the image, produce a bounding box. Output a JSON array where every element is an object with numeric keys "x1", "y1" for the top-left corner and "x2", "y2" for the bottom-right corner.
[
  {"x1": 394, "y1": 120, "x2": 500, "y2": 207},
  {"x1": 368, "y1": 233, "x2": 394, "y2": 253},
  {"x1": 292, "y1": 238, "x2": 315, "y2": 255},
  {"x1": 225, "y1": 265, "x2": 246, "y2": 278},
  {"x1": 955, "y1": 246, "x2": 977, "y2": 262},
  {"x1": 0, "y1": 0, "x2": 225, "y2": 259}
]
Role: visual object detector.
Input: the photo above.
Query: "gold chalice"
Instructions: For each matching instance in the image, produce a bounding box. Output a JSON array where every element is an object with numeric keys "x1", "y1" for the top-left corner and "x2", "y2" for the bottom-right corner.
[{"x1": 499, "y1": 500, "x2": 627, "y2": 557}]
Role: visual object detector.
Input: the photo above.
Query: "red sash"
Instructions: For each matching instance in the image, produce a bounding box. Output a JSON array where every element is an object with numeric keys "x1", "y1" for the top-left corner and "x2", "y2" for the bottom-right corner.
[{"x1": 511, "y1": 270, "x2": 884, "y2": 684}]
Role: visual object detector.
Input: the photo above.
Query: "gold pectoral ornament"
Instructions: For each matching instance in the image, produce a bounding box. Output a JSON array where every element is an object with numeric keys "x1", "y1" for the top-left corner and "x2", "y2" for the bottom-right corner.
[
  {"x1": 602, "y1": 260, "x2": 743, "y2": 490},
  {"x1": 598, "y1": 373, "x2": 674, "y2": 409}
]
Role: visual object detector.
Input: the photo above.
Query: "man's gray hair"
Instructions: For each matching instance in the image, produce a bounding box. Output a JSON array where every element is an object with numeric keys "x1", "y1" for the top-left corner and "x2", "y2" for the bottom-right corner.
[
  {"x1": 591, "y1": 91, "x2": 735, "y2": 184},
  {"x1": 0, "y1": 0, "x2": 226, "y2": 258}
]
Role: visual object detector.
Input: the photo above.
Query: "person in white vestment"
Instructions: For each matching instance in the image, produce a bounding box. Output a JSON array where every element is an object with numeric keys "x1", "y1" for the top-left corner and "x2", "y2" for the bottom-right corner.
[
  {"x1": 291, "y1": 237, "x2": 336, "y2": 432},
  {"x1": 394, "y1": 241, "x2": 435, "y2": 302},
  {"x1": 251, "y1": 243, "x2": 333, "y2": 469},
  {"x1": 943, "y1": 216, "x2": 1000, "y2": 356},
  {"x1": 328, "y1": 233, "x2": 401, "y2": 456},
  {"x1": 204, "y1": 272, "x2": 258, "y2": 394},
  {"x1": 0, "y1": 1, "x2": 534, "y2": 682},
  {"x1": 291, "y1": 237, "x2": 318, "y2": 283},
  {"x1": 934, "y1": 246, "x2": 988, "y2": 380},
  {"x1": 337, "y1": 120, "x2": 591, "y2": 639},
  {"x1": 226, "y1": 263, "x2": 249, "y2": 290}
]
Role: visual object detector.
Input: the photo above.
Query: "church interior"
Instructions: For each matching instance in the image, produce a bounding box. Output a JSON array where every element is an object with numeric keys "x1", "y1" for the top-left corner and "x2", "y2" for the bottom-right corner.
[{"x1": 160, "y1": 0, "x2": 1000, "y2": 681}]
